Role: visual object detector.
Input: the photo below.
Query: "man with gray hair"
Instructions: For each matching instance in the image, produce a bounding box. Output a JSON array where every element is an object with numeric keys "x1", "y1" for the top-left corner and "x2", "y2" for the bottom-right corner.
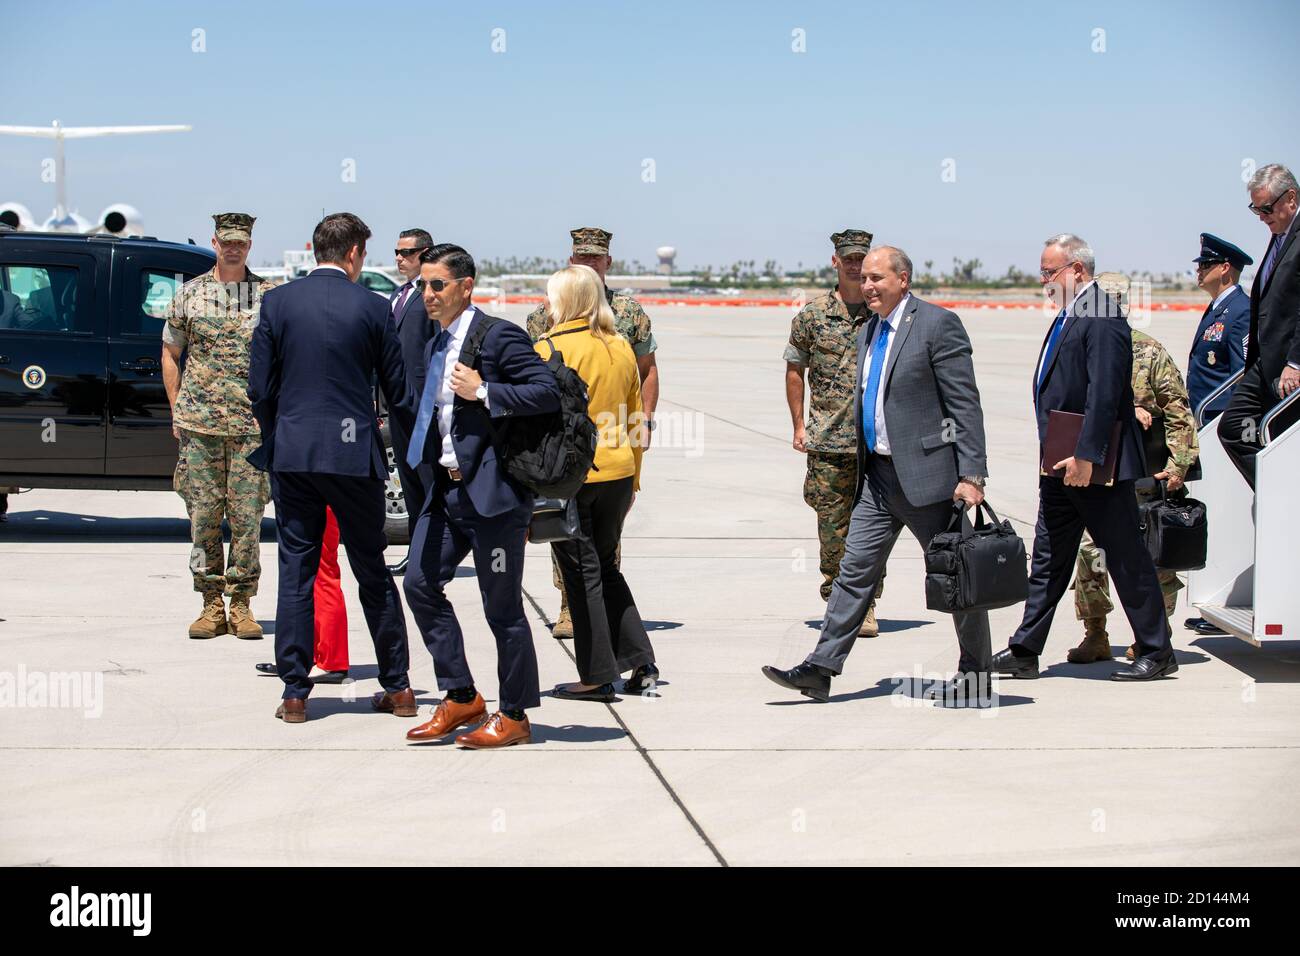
[
  {"x1": 1217, "y1": 163, "x2": 1300, "y2": 486},
  {"x1": 992, "y1": 234, "x2": 1176, "y2": 682},
  {"x1": 764, "y1": 245, "x2": 993, "y2": 706}
]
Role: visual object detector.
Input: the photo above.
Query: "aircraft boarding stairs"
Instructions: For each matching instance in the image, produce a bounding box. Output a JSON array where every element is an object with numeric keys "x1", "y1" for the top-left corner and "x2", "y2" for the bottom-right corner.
[{"x1": 1189, "y1": 372, "x2": 1300, "y2": 645}]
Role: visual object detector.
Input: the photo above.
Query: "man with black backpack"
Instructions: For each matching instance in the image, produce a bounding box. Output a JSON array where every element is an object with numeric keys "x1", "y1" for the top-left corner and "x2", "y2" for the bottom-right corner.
[{"x1": 400, "y1": 244, "x2": 563, "y2": 749}]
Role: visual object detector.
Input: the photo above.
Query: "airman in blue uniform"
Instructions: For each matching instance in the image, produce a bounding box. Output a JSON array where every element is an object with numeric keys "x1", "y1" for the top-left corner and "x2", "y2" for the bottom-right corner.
[
  {"x1": 1185, "y1": 232, "x2": 1252, "y2": 637},
  {"x1": 1188, "y1": 233, "x2": 1253, "y2": 418}
]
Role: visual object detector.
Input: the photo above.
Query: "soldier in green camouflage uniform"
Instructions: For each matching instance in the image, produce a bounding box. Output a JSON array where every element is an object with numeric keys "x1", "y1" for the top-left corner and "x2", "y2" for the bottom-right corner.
[
  {"x1": 526, "y1": 227, "x2": 659, "y2": 639},
  {"x1": 161, "y1": 213, "x2": 273, "y2": 640},
  {"x1": 1068, "y1": 327, "x2": 1199, "y2": 662},
  {"x1": 784, "y1": 229, "x2": 884, "y2": 637}
]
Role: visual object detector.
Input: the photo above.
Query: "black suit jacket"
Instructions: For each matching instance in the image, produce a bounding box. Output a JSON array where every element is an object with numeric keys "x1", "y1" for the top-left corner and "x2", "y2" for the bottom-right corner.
[
  {"x1": 247, "y1": 269, "x2": 416, "y2": 477},
  {"x1": 1246, "y1": 220, "x2": 1300, "y2": 387},
  {"x1": 390, "y1": 280, "x2": 434, "y2": 408},
  {"x1": 1033, "y1": 282, "x2": 1147, "y2": 483}
]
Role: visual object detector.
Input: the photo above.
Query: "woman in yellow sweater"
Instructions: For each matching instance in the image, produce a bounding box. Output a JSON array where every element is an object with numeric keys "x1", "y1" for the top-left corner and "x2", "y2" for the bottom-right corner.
[{"x1": 537, "y1": 265, "x2": 657, "y2": 701}]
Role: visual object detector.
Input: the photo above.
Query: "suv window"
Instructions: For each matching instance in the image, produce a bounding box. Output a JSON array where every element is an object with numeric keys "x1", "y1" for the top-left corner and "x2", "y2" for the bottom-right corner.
[
  {"x1": 129, "y1": 269, "x2": 189, "y2": 337},
  {"x1": 359, "y1": 270, "x2": 397, "y2": 295},
  {"x1": 0, "y1": 263, "x2": 88, "y2": 333}
]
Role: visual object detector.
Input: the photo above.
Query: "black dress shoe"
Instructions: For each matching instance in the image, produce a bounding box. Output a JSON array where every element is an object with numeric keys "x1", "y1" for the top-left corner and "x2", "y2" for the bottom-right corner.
[
  {"x1": 387, "y1": 556, "x2": 409, "y2": 576},
  {"x1": 1182, "y1": 616, "x2": 1202, "y2": 631},
  {"x1": 761, "y1": 662, "x2": 831, "y2": 702},
  {"x1": 1191, "y1": 619, "x2": 1227, "y2": 635},
  {"x1": 924, "y1": 672, "x2": 995, "y2": 708},
  {"x1": 255, "y1": 662, "x2": 278, "y2": 675},
  {"x1": 308, "y1": 667, "x2": 348, "y2": 684},
  {"x1": 1111, "y1": 655, "x2": 1179, "y2": 681},
  {"x1": 623, "y1": 663, "x2": 660, "y2": 695},
  {"x1": 990, "y1": 647, "x2": 1039, "y2": 679},
  {"x1": 552, "y1": 682, "x2": 617, "y2": 702}
]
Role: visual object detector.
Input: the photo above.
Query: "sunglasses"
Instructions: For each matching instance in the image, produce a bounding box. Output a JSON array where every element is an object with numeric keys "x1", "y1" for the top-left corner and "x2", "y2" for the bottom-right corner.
[
  {"x1": 394, "y1": 246, "x2": 430, "y2": 258},
  {"x1": 415, "y1": 277, "x2": 466, "y2": 293},
  {"x1": 1248, "y1": 188, "x2": 1295, "y2": 216}
]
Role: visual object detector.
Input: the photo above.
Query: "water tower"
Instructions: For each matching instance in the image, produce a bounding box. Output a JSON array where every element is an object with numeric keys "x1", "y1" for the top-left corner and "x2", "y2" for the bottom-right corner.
[{"x1": 656, "y1": 245, "x2": 677, "y2": 275}]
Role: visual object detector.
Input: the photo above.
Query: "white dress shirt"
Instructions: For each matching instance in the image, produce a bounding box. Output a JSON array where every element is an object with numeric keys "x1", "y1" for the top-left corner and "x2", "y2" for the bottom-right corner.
[
  {"x1": 862, "y1": 293, "x2": 909, "y2": 456},
  {"x1": 435, "y1": 306, "x2": 481, "y2": 469}
]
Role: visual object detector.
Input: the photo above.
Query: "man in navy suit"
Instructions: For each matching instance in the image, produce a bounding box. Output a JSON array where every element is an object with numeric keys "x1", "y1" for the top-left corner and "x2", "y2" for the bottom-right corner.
[
  {"x1": 1218, "y1": 163, "x2": 1300, "y2": 487},
  {"x1": 993, "y1": 234, "x2": 1176, "y2": 683},
  {"x1": 385, "y1": 227, "x2": 437, "y2": 575},
  {"x1": 401, "y1": 243, "x2": 561, "y2": 749},
  {"x1": 247, "y1": 212, "x2": 419, "y2": 723}
]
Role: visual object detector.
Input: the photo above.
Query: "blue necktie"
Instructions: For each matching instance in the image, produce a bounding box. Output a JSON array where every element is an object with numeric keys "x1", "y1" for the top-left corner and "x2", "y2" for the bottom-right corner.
[
  {"x1": 1259, "y1": 233, "x2": 1282, "y2": 289},
  {"x1": 862, "y1": 319, "x2": 892, "y2": 453},
  {"x1": 1037, "y1": 309, "x2": 1068, "y2": 395},
  {"x1": 406, "y1": 330, "x2": 449, "y2": 469}
]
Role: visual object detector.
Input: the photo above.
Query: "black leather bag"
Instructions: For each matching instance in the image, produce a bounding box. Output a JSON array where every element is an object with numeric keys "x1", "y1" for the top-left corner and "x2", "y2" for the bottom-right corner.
[
  {"x1": 924, "y1": 501, "x2": 1028, "y2": 613},
  {"x1": 1137, "y1": 481, "x2": 1207, "y2": 571},
  {"x1": 529, "y1": 496, "x2": 580, "y2": 544}
]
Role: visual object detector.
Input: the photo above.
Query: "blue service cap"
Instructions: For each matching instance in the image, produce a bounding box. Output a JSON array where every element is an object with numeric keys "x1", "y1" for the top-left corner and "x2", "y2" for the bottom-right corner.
[{"x1": 1193, "y1": 233, "x2": 1253, "y2": 269}]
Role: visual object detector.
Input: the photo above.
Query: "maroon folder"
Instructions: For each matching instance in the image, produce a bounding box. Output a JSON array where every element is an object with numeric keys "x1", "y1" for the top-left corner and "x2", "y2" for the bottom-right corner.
[{"x1": 1040, "y1": 411, "x2": 1121, "y2": 486}]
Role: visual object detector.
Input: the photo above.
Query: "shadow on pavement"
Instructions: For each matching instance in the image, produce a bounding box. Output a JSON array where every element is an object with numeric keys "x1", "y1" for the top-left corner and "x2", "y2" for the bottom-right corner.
[
  {"x1": 804, "y1": 618, "x2": 933, "y2": 633},
  {"x1": 0, "y1": 510, "x2": 277, "y2": 542},
  {"x1": 1188, "y1": 637, "x2": 1300, "y2": 683},
  {"x1": 766, "y1": 675, "x2": 1033, "y2": 708}
]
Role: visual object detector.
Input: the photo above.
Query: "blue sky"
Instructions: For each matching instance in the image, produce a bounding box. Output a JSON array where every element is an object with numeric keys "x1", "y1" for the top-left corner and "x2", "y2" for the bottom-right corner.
[{"x1": 4, "y1": 0, "x2": 1298, "y2": 275}]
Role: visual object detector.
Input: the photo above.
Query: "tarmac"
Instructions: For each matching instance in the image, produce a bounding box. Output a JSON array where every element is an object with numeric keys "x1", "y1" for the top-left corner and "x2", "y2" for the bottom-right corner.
[{"x1": 2, "y1": 304, "x2": 1298, "y2": 867}]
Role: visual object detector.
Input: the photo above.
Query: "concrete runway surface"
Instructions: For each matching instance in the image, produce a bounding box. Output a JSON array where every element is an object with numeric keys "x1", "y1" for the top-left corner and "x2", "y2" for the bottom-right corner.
[{"x1": 2, "y1": 304, "x2": 1298, "y2": 866}]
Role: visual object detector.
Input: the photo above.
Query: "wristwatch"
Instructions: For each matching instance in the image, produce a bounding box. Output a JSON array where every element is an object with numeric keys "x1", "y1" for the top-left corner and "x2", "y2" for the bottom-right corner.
[
  {"x1": 475, "y1": 383, "x2": 488, "y2": 402},
  {"x1": 646, "y1": 419, "x2": 657, "y2": 432},
  {"x1": 960, "y1": 475, "x2": 986, "y2": 488}
]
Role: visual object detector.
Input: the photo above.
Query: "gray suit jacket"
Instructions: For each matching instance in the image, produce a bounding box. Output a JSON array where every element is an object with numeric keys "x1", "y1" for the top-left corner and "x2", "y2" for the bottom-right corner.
[{"x1": 854, "y1": 295, "x2": 988, "y2": 507}]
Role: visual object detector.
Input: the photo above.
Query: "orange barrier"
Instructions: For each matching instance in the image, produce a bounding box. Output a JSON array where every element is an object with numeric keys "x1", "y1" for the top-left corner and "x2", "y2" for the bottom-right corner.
[{"x1": 472, "y1": 294, "x2": 1206, "y2": 312}]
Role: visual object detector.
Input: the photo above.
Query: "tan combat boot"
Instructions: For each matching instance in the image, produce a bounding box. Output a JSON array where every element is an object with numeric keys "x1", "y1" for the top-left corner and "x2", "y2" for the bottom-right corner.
[
  {"x1": 189, "y1": 593, "x2": 228, "y2": 640},
  {"x1": 552, "y1": 605, "x2": 574, "y2": 640},
  {"x1": 1066, "y1": 617, "x2": 1112, "y2": 663},
  {"x1": 228, "y1": 597, "x2": 264, "y2": 640},
  {"x1": 858, "y1": 602, "x2": 879, "y2": 638}
]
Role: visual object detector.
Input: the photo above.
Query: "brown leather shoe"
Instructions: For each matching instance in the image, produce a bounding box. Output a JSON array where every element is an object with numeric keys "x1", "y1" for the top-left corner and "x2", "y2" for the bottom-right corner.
[
  {"x1": 275, "y1": 698, "x2": 307, "y2": 723},
  {"x1": 371, "y1": 687, "x2": 418, "y2": 717},
  {"x1": 406, "y1": 693, "x2": 488, "y2": 741},
  {"x1": 455, "y1": 710, "x2": 530, "y2": 749}
]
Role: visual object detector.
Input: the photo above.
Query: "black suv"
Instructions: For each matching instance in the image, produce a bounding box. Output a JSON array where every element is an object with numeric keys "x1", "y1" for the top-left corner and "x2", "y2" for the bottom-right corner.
[{"x1": 0, "y1": 230, "x2": 410, "y2": 542}]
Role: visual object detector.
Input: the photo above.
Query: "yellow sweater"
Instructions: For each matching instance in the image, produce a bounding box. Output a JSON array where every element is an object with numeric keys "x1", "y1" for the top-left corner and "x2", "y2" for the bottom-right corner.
[{"x1": 535, "y1": 320, "x2": 644, "y2": 489}]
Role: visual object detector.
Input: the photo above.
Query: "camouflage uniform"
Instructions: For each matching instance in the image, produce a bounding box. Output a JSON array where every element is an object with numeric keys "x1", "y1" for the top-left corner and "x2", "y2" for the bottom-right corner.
[
  {"x1": 784, "y1": 231, "x2": 884, "y2": 604},
  {"x1": 1073, "y1": 330, "x2": 1199, "y2": 621},
  {"x1": 163, "y1": 250, "x2": 272, "y2": 599},
  {"x1": 527, "y1": 227, "x2": 657, "y2": 612}
]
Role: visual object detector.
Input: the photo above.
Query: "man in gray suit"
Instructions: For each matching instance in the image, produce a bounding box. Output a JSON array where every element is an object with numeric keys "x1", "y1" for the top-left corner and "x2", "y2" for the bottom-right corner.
[{"x1": 763, "y1": 246, "x2": 992, "y2": 705}]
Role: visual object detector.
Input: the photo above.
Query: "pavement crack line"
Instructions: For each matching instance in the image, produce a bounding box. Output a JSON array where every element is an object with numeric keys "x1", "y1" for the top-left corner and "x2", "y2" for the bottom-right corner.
[{"x1": 522, "y1": 584, "x2": 728, "y2": 867}]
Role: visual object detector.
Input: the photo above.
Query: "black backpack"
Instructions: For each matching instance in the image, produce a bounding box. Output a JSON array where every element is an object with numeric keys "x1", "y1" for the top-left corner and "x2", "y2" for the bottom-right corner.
[{"x1": 460, "y1": 317, "x2": 599, "y2": 499}]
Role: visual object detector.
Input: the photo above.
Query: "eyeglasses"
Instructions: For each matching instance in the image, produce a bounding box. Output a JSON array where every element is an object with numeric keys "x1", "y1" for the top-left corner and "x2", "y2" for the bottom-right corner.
[
  {"x1": 415, "y1": 277, "x2": 465, "y2": 293},
  {"x1": 1248, "y1": 188, "x2": 1295, "y2": 216},
  {"x1": 1195, "y1": 261, "x2": 1225, "y2": 273},
  {"x1": 1039, "y1": 262, "x2": 1074, "y2": 281},
  {"x1": 394, "y1": 246, "x2": 430, "y2": 258}
]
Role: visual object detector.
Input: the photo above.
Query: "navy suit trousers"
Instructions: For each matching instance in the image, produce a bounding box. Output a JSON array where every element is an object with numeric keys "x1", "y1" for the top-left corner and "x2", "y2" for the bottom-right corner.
[
  {"x1": 271, "y1": 471, "x2": 411, "y2": 699},
  {"x1": 1011, "y1": 476, "x2": 1172, "y2": 661},
  {"x1": 403, "y1": 472, "x2": 540, "y2": 711}
]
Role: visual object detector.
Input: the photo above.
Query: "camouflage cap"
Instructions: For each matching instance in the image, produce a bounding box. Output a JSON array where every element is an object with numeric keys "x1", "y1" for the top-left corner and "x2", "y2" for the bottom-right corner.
[
  {"x1": 213, "y1": 212, "x2": 256, "y2": 242},
  {"x1": 830, "y1": 228, "x2": 873, "y2": 257},
  {"x1": 571, "y1": 226, "x2": 613, "y2": 256}
]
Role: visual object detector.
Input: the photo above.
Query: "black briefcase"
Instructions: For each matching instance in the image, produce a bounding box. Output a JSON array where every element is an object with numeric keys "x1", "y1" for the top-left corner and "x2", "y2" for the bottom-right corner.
[
  {"x1": 529, "y1": 496, "x2": 580, "y2": 544},
  {"x1": 1137, "y1": 482, "x2": 1207, "y2": 571},
  {"x1": 924, "y1": 500, "x2": 1028, "y2": 613}
]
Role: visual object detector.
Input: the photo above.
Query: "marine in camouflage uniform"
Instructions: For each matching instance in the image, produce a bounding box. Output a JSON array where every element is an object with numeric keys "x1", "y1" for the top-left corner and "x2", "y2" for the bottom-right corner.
[
  {"x1": 526, "y1": 227, "x2": 658, "y2": 639},
  {"x1": 1068, "y1": 327, "x2": 1199, "y2": 662},
  {"x1": 784, "y1": 229, "x2": 884, "y2": 635},
  {"x1": 162, "y1": 213, "x2": 273, "y2": 639}
]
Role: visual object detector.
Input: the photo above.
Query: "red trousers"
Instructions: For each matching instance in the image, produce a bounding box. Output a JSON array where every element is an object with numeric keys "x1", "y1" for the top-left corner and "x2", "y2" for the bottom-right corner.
[{"x1": 313, "y1": 507, "x2": 349, "y2": 671}]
